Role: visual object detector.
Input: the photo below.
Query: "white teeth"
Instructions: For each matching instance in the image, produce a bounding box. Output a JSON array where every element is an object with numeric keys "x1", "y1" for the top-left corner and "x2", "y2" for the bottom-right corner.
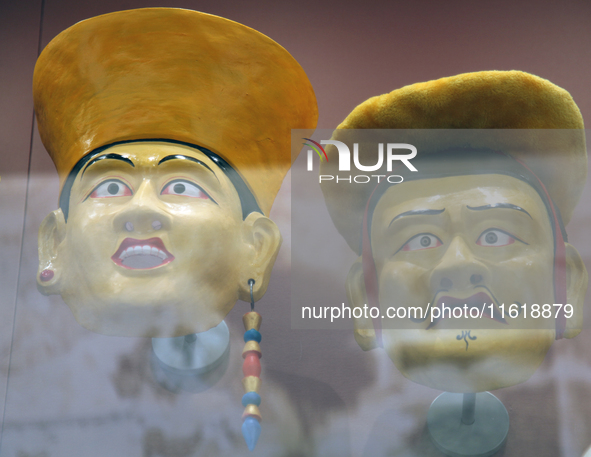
[{"x1": 118, "y1": 245, "x2": 168, "y2": 261}]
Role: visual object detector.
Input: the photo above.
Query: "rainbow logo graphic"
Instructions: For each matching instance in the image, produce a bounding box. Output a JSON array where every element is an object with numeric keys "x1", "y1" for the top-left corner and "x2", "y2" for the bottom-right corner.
[{"x1": 303, "y1": 138, "x2": 328, "y2": 162}]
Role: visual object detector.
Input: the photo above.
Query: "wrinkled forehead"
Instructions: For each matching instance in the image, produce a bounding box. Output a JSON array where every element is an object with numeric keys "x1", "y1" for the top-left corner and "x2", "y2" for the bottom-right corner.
[{"x1": 372, "y1": 174, "x2": 552, "y2": 230}]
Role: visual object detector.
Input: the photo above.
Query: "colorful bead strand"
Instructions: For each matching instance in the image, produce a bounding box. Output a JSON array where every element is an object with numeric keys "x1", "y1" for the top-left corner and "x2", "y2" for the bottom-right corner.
[{"x1": 241, "y1": 310, "x2": 262, "y2": 451}]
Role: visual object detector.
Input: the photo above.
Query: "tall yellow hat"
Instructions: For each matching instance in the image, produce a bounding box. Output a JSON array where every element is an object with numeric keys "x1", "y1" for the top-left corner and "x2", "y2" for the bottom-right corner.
[{"x1": 33, "y1": 8, "x2": 318, "y2": 215}]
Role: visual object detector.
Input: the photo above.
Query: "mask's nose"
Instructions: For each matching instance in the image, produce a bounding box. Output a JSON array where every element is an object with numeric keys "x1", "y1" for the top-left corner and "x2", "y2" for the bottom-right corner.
[
  {"x1": 430, "y1": 235, "x2": 488, "y2": 291},
  {"x1": 113, "y1": 181, "x2": 171, "y2": 235}
]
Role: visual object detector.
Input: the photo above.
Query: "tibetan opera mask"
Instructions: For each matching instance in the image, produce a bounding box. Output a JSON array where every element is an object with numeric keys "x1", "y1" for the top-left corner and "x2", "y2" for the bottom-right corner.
[
  {"x1": 320, "y1": 71, "x2": 587, "y2": 393},
  {"x1": 33, "y1": 8, "x2": 318, "y2": 337}
]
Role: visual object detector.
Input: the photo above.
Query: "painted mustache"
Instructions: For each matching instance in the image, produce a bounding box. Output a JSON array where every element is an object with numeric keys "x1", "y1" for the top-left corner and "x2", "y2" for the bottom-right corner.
[{"x1": 112, "y1": 237, "x2": 175, "y2": 269}]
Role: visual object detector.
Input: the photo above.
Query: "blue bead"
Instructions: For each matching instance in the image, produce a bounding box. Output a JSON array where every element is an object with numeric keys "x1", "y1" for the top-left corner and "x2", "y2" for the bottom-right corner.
[
  {"x1": 242, "y1": 416, "x2": 261, "y2": 451},
  {"x1": 243, "y1": 329, "x2": 262, "y2": 343},
  {"x1": 242, "y1": 392, "x2": 261, "y2": 407}
]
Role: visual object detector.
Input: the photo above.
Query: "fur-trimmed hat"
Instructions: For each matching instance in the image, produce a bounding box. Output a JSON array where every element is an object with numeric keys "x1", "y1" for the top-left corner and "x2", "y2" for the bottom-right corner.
[{"x1": 320, "y1": 71, "x2": 586, "y2": 254}]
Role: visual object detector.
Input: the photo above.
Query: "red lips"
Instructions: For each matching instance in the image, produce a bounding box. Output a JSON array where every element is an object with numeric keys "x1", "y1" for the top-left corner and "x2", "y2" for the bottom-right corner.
[{"x1": 111, "y1": 237, "x2": 175, "y2": 269}]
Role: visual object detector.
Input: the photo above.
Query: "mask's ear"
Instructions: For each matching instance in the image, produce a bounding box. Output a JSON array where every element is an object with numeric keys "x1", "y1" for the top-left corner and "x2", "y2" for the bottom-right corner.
[
  {"x1": 563, "y1": 242, "x2": 588, "y2": 338},
  {"x1": 37, "y1": 209, "x2": 66, "y2": 295},
  {"x1": 238, "y1": 212, "x2": 282, "y2": 302},
  {"x1": 346, "y1": 256, "x2": 378, "y2": 351}
]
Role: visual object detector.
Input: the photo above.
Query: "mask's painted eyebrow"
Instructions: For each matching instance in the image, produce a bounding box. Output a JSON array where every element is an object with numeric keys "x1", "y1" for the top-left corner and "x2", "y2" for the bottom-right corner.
[
  {"x1": 467, "y1": 203, "x2": 532, "y2": 219},
  {"x1": 82, "y1": 153, "x2": 134, "y2": 177},
  {"x1": 389, "y1": 209, "x2": 445, "y2": 227},
  {"x1": 158, "y1": 154, "x2": 218, "y2": 182}
]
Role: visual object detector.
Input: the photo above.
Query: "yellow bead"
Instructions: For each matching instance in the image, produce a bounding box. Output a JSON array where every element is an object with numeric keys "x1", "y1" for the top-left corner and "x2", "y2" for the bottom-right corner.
[
  {"x1": 243, "y1": 312, "x2": 262, "y2": 331},
  {"x1": 242, "y1": 341, "x2": 262, "y2": 358},
  {"x1": 242, "y1": 404, "x2": 262, "y2": 422},
  {"x1": 242, "y1": 376, "x2": 261, "y2": 393}
]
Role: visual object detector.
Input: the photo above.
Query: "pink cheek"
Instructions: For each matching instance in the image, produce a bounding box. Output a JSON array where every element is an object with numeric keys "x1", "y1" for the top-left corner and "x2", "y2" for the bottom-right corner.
[{"x1": 379, "y1": 265, "x2": 430, "y2": 301}]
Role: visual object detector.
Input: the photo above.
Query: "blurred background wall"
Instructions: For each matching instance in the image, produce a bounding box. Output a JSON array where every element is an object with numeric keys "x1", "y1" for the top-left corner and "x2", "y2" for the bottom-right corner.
[{"x1": 1, "y1": 1, "x2": 591, "y2": 456}]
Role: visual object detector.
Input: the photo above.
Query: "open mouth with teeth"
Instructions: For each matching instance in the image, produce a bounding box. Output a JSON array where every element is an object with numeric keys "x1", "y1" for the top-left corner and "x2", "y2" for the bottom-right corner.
[
  {"x1": 426, "y1": 291, "x2": 507, "y2": 329},
  {"x1": 111, "y1": 237, "x2": 174, "y2": 269}
]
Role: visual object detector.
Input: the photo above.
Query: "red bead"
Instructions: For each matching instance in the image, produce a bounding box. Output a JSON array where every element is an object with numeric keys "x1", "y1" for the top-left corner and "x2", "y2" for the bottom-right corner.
[
  {"x1": 243, "y1": 353, "x2": 261, "y2": 377},
  {"x1": 40, "y1": 269, "x2": 54, "y2": 282}
]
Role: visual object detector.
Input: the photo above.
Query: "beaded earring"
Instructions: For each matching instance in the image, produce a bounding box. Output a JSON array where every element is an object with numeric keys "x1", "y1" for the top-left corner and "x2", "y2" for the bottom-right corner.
[{"x1": 241, "y1": 279, "x2": 263, "y2": 451}]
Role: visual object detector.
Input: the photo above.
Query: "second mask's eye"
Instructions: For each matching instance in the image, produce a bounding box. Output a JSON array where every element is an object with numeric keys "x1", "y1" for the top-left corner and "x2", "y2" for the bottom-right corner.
[
  {"x1": 161, "y1": 180, "x2": 210, "y2": 199},
  {"x1": 401, "y1": 233, "x2": 442, "y2": 252},
  {"x1": 476, "y1": 229, "x2": 516, "y2": 247},
  {"x1": 90, "y1": 180, "x2": 132, "y2": 198}
]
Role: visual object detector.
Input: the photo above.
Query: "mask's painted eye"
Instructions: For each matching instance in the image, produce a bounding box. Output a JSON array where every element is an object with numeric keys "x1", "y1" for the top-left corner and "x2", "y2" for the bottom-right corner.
[
  {"x1": 161, "y1": 180, "x2": 209, "y2": 199},
  {"x1": 402, "y1": 233, "x2": 442, "y2": 251},
  {"x1": 476, "y1": 229, "x2": 515, "y2": 247},
  {"x1": 89, "y1": 180, "x2": 132, "y2": 198}
]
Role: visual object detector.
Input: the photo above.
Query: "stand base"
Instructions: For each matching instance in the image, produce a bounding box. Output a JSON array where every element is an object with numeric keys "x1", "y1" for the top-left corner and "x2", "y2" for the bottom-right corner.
[
  {"x1": 151, "y1": 320, "x2": 230, "y2": 393},
  {"x1": 427, "y1": 392, "x2": 509, "y2": 457}
]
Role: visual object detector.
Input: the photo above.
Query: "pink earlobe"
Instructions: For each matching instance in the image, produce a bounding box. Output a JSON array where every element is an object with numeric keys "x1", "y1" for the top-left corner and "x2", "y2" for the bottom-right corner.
[{"x1": 40, "y1": 269, "x2": 54, "y2": 282}]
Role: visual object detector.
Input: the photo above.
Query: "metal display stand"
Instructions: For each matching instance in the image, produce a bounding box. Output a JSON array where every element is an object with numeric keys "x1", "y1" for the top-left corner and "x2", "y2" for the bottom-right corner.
[
  {"x1": 151, "y1": 320, "x2": 230, "y2": 392},
  {"x1": 427, "y1": 392, "x2": 509, "y2": 457}
]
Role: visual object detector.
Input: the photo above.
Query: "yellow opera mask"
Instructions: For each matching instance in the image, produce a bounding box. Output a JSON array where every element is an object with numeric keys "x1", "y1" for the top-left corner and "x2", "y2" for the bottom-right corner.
[
  {"x1": 348, "y1": 170, "x2": 586, "y2": 392},
  {"x1": 37, "y1": 141, "x2": 285, "y2": 336},
  {"x1": 320, "y1": 71, "x2": 587, "y2": 393},
  {"x1": 33, "y1": 8, "x2": 318, "y2": 337}
]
